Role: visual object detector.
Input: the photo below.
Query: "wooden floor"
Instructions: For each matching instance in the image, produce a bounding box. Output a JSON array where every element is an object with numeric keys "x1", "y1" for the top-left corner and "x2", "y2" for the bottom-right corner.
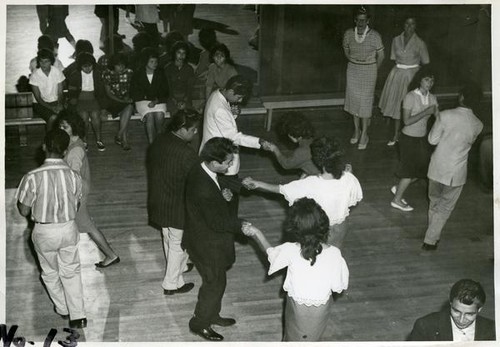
[
  {"x1": 3, "y1": 106, "x2": 495, "y2": 342},
  {"x1": 2, "y1": 3, "x2": 497, "y2": 344}
]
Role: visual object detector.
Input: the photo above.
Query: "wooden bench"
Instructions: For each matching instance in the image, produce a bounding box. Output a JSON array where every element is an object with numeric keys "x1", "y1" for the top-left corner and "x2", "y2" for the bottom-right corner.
[
  {"x1": 260, "y1": 93, "x2": 345, "y2": 131},
  {"x1": 5, "y1": 92, "x2": 267, "y2": 146}
]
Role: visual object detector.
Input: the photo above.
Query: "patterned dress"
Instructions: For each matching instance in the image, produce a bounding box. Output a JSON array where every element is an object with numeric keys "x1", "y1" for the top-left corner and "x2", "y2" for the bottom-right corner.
[
  {"x1": 343, "y1": 28, "x2": 384, "y2": 118},
  {"x1": 379, "y1": 33, "x2": 430, "y2": 119}
]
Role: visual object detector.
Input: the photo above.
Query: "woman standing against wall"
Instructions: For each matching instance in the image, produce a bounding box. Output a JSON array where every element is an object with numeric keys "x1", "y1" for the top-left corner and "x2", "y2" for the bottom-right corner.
[
  {"x1": 379, "y1": 17, "x2": 430, "y2": 146},
  {"x1": 342, "y1": 6, "x2": 384, "y2": 150}
]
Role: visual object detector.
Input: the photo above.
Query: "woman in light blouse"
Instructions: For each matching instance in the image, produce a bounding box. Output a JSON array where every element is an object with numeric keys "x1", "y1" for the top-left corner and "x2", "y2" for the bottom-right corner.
[
  {"x1": 242, "y1": 198, "x2": 349, "y2": 341},
  {"x1": 379, "y1": 17, "x2": 430, "y2": 146},
  {"x1": 342, "y1": 6, "x2": 384, "y2": 150}
]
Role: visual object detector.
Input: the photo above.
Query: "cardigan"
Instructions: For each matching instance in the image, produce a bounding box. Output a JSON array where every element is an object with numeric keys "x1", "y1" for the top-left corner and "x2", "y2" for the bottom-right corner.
[{"x1": 130, "y1": 67, "x2": 169, "y2": 103}]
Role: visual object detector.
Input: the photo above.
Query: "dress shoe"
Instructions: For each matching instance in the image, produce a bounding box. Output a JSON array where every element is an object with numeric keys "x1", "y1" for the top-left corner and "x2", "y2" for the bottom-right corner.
[
  {"x1": 69, "y1": 318, "x2": 87, "y2": 329},
  {"x1": 387, "y1": 140, "x2": 397, "y2": 146},
  {"x1": 164, "y1": 282, "x2": 194, "y2": 295},
  {"x1": 350, "y1": 134, "x2": 360, "y2": 144},
  {"x1": 391, "y1": 201, "x2": 414, "y2": 212},
  {"x1": 95, "y1": 256, "x2": 120, "y2": 268},
  {"x1": 190, "y1": 327, "x2": 223, "y2": 341},
  {"x1": 357, "y1": 137, "x2": 369, "y2": 150},
  {"x1": 183, "y1": 263, "x2": 194, "y2": 273},
  {"x1": 390, "y1": 186, "x2": 407, "y2": 205},
  {"x1": 212, "y1": 316, "x2": 236, "y2": 327},
  {"x1": 421, "y1": 242, "x2": 438, "y2": 251}
]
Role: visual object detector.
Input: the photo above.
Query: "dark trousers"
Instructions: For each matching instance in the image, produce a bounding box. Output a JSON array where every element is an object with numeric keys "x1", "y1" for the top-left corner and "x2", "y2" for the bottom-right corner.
[{"x1": 189, "y1": 262, "x2": 227, "y2": 330}]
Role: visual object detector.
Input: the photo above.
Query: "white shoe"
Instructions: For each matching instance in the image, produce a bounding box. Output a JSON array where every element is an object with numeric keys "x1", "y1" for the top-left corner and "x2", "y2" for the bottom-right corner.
[
  {"x1": 390, "y1": 186, "x2": 407, "y2": 205},
  {"x1": 391, "y1": 201, "x2": 414, "y2": 212},
  {"x1": 387, "y1": 140, "x2": 397, "y2": 146}
]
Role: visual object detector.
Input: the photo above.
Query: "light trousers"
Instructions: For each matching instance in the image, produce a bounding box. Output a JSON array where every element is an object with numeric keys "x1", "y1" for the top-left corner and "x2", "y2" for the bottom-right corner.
[
  {"x1": 32, "y1": 220, "x2": 85, "y2": 320},
  {"x1": 424, "y1": 179, "x2": 464, "y2": 245},
  {"x1": 161, "y1": 227, "x2": 189, "y2": 290}
]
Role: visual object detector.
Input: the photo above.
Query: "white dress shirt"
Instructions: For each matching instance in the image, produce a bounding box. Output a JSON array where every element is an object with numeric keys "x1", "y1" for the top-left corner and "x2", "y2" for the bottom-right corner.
[
  {"x1": 201, "y1": 162, "x2": 220, "y2": 190},
  {"x1": 451, "y1": 317, "x2": 475, "y2": 342},
  {"x1": 200, "y1": 89, "x2": 261, "y2": 175}
]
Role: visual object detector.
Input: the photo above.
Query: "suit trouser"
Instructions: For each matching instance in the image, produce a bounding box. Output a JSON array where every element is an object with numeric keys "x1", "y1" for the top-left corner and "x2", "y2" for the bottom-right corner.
[
  {"x1": 161, "y1": 227, "x2": 189, "y2": 290},
  {"x1": 32, "y1": 220, "x2": 86, "y2": 320},
  {"x1": 189, "y1": 262, "x2": 227, "y2": 330},
  {"x1": 424, "y1": 179, "x2": 464, "y2": 245}
]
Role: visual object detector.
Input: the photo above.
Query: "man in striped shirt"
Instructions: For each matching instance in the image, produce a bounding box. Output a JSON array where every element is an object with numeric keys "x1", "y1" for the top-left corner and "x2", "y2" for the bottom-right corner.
[{"x1": 16, "y1": 129, "x2": 87, "y2": 329}]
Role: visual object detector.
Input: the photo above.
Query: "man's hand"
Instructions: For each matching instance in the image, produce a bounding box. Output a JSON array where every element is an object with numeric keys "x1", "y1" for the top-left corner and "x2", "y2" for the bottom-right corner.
[{"x1": 222, "y1": 188, "x2": 233, "y2": 202}]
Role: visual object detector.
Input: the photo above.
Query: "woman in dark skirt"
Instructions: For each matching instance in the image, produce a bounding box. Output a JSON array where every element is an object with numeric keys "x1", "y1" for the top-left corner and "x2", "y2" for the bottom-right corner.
[
  {"x1": 67, "y1": 52, "x2": 107, "y2": 151},
  {"x1": 391, "y1": 67, "x2": 439, "y2": 211}
]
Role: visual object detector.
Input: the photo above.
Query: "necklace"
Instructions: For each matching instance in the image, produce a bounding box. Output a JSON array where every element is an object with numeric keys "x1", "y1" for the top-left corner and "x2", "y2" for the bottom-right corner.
[{"x1": 355, "y1": 26, "x2": 369, "y2": 43}]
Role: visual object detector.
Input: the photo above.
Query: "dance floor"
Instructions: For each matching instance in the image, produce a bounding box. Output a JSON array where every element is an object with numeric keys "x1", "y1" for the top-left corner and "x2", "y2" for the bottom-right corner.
[{"x1": 2, "y1": 3, "x2": 496, "y2": 344}]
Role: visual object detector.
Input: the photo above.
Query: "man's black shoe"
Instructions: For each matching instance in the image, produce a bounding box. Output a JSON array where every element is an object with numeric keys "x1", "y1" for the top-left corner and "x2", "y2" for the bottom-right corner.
[
  {"x1": 164, "y1": 282, "x2": 194, "y2": 295},
  {"x1": 190, "y1": 327, "x2": 223, "y2": 341},
  {"x1": 183, "y1": 263, "x2": 194, "y2": 273},
  {"x1": 69, "y1": 318, "x2": 87, "y2": 329},
  {"x1": 421, "y1": 242, "x2": 438, "y2": 251},
  {"x1": 212, "y1": 317, "x2": 236, "y2": 327}
]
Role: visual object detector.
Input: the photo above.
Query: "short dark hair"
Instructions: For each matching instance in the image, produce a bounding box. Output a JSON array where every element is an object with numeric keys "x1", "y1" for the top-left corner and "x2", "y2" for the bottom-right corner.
[
  {"x1": 161, "y1": 30, "x2": 184, "y2": 52},
  {"x1": 200, "y1": 137, "x2": 238, "y2": 163},
  {"x1": 57, "y1": 109, "x2": 86, "y2": 139},
  {"x1": 44, "y1": 129, "x2": 70, "y2": 156},
  {"x1": 449, "y1": 279, "x2": 486, "y2": 307},
  {"x1": 167, "y1": 109, "x2": 201, "y2": 132},
  {"x1": 311, "y1": 136, "x2": 346, "y2": 179},
  {"x1": 460, "y1": 82, "x2": 483, "y2": 109},
  {"x1": 225, "y1": 75, "x2": 252, "y2": 99},
  {"x1": 37, "y1": 35, "x2": 55, "y2": 51},
  {"x1": 210, "y1": 43, "x2": 234, "y2": 66},
  {"x1": 277, "y1": 111, "x2": 315, "y2": 139},
  {"x1": 140, "y1": 47, "x2": 159, "y2": 67},
  {"x1": 199, "y1": 28, "x2": 217, "y2": 50},
  {"x1": 408, "y1": 65, "x2": 435, "y2": 92},
  {"x1": 74, "y1": 39, "x2": 94, "y2": 56},
  {"x1": 109, "y1": 53, "x2": 128, "y2": 69},
  {"x1": 353, "y1": 5, "x2": 370, "y2": 19},
  {"x1": 170, "y1": 40, "x2": 190, "y2": 61},
  {"x1": 284, "y1": 197, "x2": 330, "y2": 266},
  {"x1": 132, "y1": 32, "x2": 154, "y2": 53},
  {"x1": 76, "y1": 52, "x2": 96, "y2": 69},
  {"x1": 37, "y1": 48, "x2": 55, "y2": 65},
  {"x1": 102, "y1": 34, "x2": 124, "y2": 55}
]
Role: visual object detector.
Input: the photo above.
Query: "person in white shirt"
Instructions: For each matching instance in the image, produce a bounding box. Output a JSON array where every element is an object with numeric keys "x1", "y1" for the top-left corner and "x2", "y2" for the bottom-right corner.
[
  {"x1": 200, "y1": 75, "x2": 269, "y2": 215},
  {"x1": 29, "y1": 48, "x2": 65, "y2": 130},
  {"x1": 243, "y1": 198, "x2": 349, "y2": 341},
  {"x1": 408, "y1": 279, "x2": 495, "y2": 341},
  {"x1": 243, "y1": 136, "x2": 363, "y2": 249}
]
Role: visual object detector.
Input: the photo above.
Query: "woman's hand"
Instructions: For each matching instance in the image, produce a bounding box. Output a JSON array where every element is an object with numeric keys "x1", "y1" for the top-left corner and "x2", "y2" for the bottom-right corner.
[
  {"x1": 242, "y1": 177, "x2": 258, "y2": 190},
  {"x1": 242, "y1": 222, "x2": 259, "y2": 237},
  {"x1": 148, "y1": 100, "x2": 157, "y2": 108}
]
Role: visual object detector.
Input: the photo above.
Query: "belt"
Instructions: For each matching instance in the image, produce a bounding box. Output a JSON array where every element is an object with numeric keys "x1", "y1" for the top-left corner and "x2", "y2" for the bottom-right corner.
[{"x1": 349, "y1": 61, "x2": 376, "y2": 65}]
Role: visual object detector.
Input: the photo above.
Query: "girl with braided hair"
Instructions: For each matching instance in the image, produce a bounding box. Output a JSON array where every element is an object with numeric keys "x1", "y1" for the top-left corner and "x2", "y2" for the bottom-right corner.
[
  {"x1": 242, "y1": 198, "x2": 349, "y2": 341},
  {"x1": 243, "y1": 136, "x2": 362, "y2": 249}
]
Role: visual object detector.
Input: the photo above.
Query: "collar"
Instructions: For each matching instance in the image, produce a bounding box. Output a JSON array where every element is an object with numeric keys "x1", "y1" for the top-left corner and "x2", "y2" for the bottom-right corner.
[
  {"x1": 44, "y1": 158, "x2": 65, "y2": 163},
  {"x1": 201, "y1": 162, "x2": 218, "y2": 183},
  {"x1": 450, "y1": 316, "x2": 476, "y2": 340}
]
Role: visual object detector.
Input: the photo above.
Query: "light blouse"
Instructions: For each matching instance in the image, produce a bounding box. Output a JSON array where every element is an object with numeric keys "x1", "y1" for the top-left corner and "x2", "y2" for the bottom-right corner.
[
  {"x1": 390, "y1": 33, "x2": 429, "y2": 66},
  {"x1": 279, "y1": 172, "x2": 363, "y2": 225},
  {"x1": 402, "y1": 89, "x2": 438, "y2": 137},
  {"x1": 267, "y1": 242, "x2": 349, "y2": 306}
]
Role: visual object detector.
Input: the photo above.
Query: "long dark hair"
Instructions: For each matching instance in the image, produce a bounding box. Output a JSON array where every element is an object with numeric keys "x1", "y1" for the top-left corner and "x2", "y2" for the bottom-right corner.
[
  {"x1": 57, "y1": 109, "x2": 86, "y2": 139},
  {"x1": 284, "y1": 198, "x2": 330, "y2": 266}
]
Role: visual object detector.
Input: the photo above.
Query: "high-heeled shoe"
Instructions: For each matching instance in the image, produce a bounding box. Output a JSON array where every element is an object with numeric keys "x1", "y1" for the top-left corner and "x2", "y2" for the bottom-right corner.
[{"x1": 357, "y1": 137, "x2": 369, "y2": 150}]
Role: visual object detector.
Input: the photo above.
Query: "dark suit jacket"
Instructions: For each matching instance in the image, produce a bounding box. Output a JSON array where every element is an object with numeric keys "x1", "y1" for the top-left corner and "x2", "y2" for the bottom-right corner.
[
  {"x1": 408, "y1": 307, "x2": 496, "y2": 341},
  {"x1": 146, "y1": 132, "x2": 199, "y2": 229},
  {"x1": 182, "y1": 164, "x2": 242, "y2": 269},
  {"x1": 130, "y1": 67, "x2": 169, "y2": 103}
]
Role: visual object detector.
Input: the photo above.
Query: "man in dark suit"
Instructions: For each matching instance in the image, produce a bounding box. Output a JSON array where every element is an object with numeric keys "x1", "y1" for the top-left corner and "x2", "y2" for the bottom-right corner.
[
  {"x1": 408, "y1": 279, "x2": 495, "y2": 341},
  {"x1": 182, "y1": 137, "x2": 247, "y2": 341},
  {"x1": 147, "y1": 110, "x2": 201, "y2": 296}
]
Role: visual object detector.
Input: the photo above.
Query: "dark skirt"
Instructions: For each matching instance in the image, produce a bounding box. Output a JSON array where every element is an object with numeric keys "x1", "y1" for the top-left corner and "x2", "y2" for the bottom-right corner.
[
  {"x1": 33, "y1": 102, "x2": 58, "y2": 122},
  {"x1": 396, "y1": 132, "x2": 431, "y2": 179},
  {"x1": 105, "y1": 98, "x2": 132, "y2": 117},
  {"x1": 77, "y1": 91, "x2": 101, "y2": 112}
]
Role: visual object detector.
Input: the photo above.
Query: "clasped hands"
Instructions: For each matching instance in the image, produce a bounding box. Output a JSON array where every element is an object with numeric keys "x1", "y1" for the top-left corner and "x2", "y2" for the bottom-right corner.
[
  {"x1": 242, "y1": 177, "x2": 258, "y2": 190},
  {"x1": 241, "y1": 221, "x2": 259, "y2": 237}
]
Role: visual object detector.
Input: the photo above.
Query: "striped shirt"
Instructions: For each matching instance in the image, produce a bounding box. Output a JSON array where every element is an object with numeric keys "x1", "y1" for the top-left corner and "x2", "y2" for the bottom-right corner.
[{"x1": 16, "y1": 159, "x2": 82, "y2": 223}]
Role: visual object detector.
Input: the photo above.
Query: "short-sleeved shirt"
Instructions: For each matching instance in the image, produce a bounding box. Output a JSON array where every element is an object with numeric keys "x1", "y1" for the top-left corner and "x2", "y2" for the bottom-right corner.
[
  {"x1": 16, "y1": 158, "x2": 82, "y2": 224},
  {"x1": 267, "y1": 242, "x2": 349, "y2": 306},
  {"x1": 102, "y1": 68, "x2": 134, "y2": 99},
  {"x1": 343, "y1": 28, "x2": 384, "y2": 64},
  {"x1": 402, "y1": 89, "x2": 438, "y2": 137},
  {"x1": 391, "y1": 33, "x2": 430, "y2": 66},
  {"x1": 29, "y1": 67, "x2": 65, "y2": 102},
  {"x1": 279, "y1": 172, "x2": 363, "y2": 225}
]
